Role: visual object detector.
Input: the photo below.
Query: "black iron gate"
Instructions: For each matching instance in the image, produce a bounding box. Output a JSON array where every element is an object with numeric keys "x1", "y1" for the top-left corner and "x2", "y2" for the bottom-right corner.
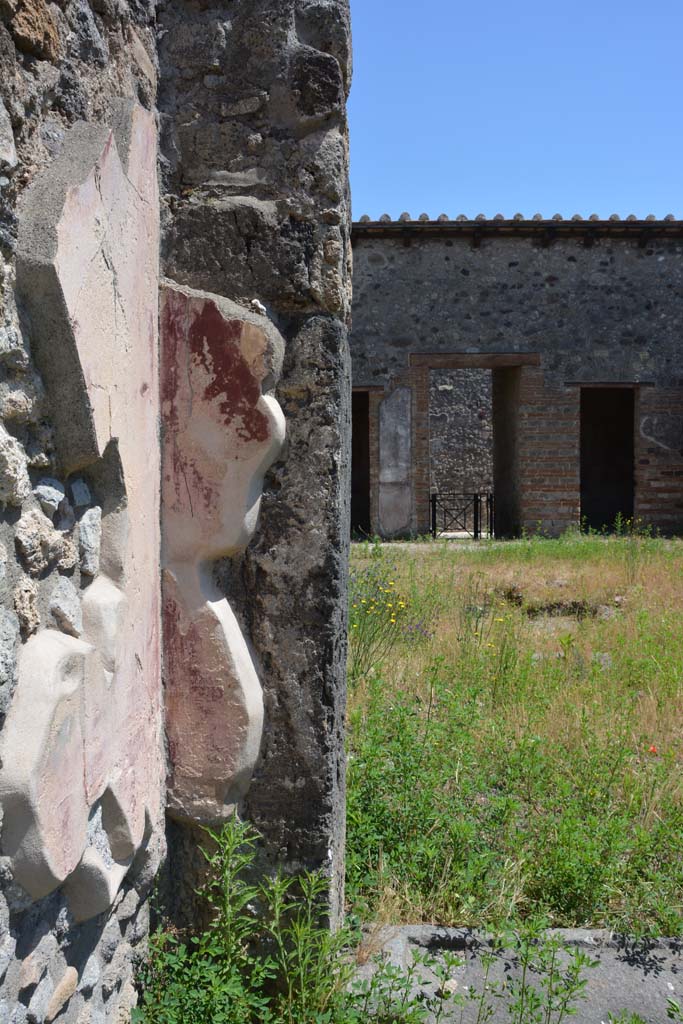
[{"x1": 430, "y1": 492, "x2": 494, "y2": 539}]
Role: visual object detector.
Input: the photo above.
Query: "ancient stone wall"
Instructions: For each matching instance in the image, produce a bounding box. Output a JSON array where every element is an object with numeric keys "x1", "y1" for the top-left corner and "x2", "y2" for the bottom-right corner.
[
  {"x1": 351, "y1": 219, "x2": 683, "y2": 536},
  {"x1": 0, "y1": 5, "x2": 162, "y2": 1022},
  {"x1": 0, "y1": 1, "x2": 353, "y2": 1021},
  {"x1": 429, "y1": 369, "x2": 493, "y2": 494}
]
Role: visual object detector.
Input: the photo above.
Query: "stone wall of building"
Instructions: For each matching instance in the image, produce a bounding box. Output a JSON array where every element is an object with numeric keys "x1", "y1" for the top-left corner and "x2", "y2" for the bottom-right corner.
[
  {"x1": 429, "y1": 368, "x2": 493, "y2": 494},
  {"x1": 0, "y1": 6, "x2": 162, "y2": 1022},
  {"x1": 351, "y1": 219, "x2": 683, "y2": 536},
  {"x1": 0, "y1": 1, "x2": 353, "y2": 1021}
]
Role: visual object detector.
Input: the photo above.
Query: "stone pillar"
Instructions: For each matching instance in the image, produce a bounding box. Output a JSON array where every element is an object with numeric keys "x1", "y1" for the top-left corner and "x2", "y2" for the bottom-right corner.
[
  {"x1": 378, "y1": 387, "x2": 413, "y2": 537},
  {"x1": 158, "y1": 0, "x2": 352, "y2": 917}
]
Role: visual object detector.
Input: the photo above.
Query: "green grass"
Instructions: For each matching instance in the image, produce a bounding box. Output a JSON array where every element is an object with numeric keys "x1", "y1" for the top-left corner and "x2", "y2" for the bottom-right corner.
[{"x1": 346, "y1": 533, "x2": 683, "y2": 936}]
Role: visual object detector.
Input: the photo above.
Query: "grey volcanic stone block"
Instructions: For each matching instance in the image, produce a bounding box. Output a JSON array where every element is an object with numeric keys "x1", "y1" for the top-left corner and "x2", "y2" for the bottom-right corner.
[
  {"x1": 0, "y1": 606, "x2": 19, "y2": 712},
  {"x1": 0, "y1": 97, "x2": 17, "y2": 172},
  {"x1": 70, "y1": 479, "x2": 91, "y2": 508},
  {"x1": 78, "y1": 506, "x2": 101, "y2": 577},
  {"x1": 159, "y1": 0, "x2": 352, "y2": 919},
  {"x1": 49, "y1": 576, "x2": 82, "y2": 637},
  {"x1": 360, "y1": 926, "x2": 683, "y2": 1023},
  {"x1": 0, "y1": 423, "x2": 30, "y2": 506},
  {"x1": 243, "y1": 314, "x2": 351, "y2": 918},
  {"x1": 34, "y1": 477, "x2": 65, "y2": 518}
]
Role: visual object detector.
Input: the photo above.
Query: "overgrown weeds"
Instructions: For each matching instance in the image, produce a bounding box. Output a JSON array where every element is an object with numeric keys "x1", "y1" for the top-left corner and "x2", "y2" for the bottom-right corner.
[
  {"x1": 135, "y1": 818, "x2": 600, "y2": 1024},
  {"x1": 133, "y1": 817, "x2": 465, "y2": 1024},
  {"x1": 349, "y1": 553, "x2": 431, "y2": 682},
  {"x1": 347, "y1": 534, "x2": 683, "y2": 935}
]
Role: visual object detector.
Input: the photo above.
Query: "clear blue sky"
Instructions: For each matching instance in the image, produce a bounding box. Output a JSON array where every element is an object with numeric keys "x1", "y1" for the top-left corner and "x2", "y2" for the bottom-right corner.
[{"x1": 348, "y1": 1, "x2": 683, "y2": 221}]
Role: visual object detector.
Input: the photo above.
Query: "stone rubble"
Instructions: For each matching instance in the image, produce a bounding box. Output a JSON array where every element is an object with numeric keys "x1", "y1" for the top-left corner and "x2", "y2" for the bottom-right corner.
[
  {"x1": 0, "y1": 605, "x2": 18, "y2": 711},
  {"x1": 12, "y1": 576, "x2": 38, "y2": 635},
  {"x1": 70, "y1": 478, "x2": 91, "y2": 508},
  {"x1": 0, "y1": 424, "x2": 30, "y2": 507},
  {"x1": 78, "y1": 506, "x2": 102, "y2": 577},
  {"x1": 15, "y1": 508, "x2": 66, "y2": 576},
  {"x1": 33, "y1": 478, "x2": 64, "y2": 519},
  {"x1": 48, "y1": 575, "x2": 82, "y2": 637}
]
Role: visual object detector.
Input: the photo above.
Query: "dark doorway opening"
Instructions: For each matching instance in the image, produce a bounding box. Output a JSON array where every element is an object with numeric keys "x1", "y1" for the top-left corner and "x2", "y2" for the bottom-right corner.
[
  {"x1": 351, "y1": 391, "x2": 371, "y2": 535},
  {"x1": 580, "y1": 387, "x2": 635, "y2": 530},
  {"x1": 492, "y1": 367, "x2": 521, "y2": 538}
]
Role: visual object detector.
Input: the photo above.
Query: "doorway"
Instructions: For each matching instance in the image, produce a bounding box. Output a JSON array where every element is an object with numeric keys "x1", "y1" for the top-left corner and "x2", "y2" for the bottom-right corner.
[
  {"x1": 580, "y1": 387, "x2": 635, "y2": 530},
  {"x1": 351, "y1": 391, "x2": 371, "y2": 535},
  {"x1": 424, "y1": 361, "x2": 524, "y2": 539}
]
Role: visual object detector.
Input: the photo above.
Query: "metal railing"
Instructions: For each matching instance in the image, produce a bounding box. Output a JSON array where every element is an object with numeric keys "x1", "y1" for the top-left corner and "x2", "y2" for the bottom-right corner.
[{"x1": 430, "y1": 492, "x2": 494, "y2": 540}]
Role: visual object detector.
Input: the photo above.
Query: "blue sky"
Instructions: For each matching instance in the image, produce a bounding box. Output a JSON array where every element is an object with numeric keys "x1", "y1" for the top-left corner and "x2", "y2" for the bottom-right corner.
[{"x1": 348, "y1": 1, "x2": 683, "y2": 221}]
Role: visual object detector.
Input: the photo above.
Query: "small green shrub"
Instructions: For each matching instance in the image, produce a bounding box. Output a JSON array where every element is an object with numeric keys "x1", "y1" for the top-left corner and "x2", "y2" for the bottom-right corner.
[
  {"x1": 133, "y1": 817, "x2": 463, "y2": 1024},
  {"x1": 348, "y1": 559, "x2": 431, "y2": 682}
]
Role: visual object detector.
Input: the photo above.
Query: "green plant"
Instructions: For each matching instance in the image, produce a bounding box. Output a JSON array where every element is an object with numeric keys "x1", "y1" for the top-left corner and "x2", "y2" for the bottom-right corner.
[
  {"x1": 502, "y1": 919, "x2": 597, "y2": 1024},
  {"x1": 607, "y1": 1013, "x2": 648, "y2": 1024},
  {"x1": 134, "y1": 817, "x2": 464, "y2": 1024},
  {"x1": 133, "y1": 819, "x2": 275, "y2": 1024},
  {"x1": 668, "y1": 998, "x2": 683, "y2": 1022},
  {"x1": 459, "y1": 923, "x2": 597, "y2": 1024},
  {"x1": 348, "y1": 559, "x2": 430, "y2": 682}
]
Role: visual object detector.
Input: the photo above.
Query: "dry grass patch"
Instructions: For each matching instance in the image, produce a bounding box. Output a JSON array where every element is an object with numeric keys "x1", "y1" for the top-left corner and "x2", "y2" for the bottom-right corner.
[{"x1": 346, "y1": 534, "x2": 683, "y2": 935}]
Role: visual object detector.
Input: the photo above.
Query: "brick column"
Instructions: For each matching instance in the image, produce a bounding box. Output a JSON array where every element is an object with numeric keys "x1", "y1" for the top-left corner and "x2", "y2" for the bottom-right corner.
[
  {"x1": 519, "y1": 367, "x2": 580, "y2": 534},
  {"x1": 635, "y1": 386, "x2": 683, "y2": 533}
]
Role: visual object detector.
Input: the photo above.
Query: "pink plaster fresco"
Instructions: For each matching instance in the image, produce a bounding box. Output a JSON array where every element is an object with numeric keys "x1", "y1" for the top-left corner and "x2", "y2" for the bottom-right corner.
[
  {"x1": 160, "y1": 284, "x2": 285, "y2": 824},
  {"x1": 0, "y1": 104, "x2": 163, "y2": 920}
]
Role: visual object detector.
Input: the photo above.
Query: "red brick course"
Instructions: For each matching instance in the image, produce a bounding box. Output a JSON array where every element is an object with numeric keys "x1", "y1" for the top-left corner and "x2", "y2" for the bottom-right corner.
[{"x1": 363, "y1": 355, "x2": 682, "y2": 538}]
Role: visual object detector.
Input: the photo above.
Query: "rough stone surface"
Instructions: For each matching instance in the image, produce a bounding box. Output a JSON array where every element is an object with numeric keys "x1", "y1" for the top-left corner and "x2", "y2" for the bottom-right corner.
[
  {"x1": 70, "y1": 479, "x2": 91, "y2": 509},
  {"x1": 0, "y1": 97, "x2": 17, "y2": 172},
  {"x1": 15, "y1": 508, "x2": 65, "y2": 576},
  {"x1": 34, "y1": 478, "x2": 64, "y2": 519},
  {"x1": 0, "y1": 424, "x2": 30, "y2": 507},
  {"x1": 12, "y1": 577, "x2": 39, "y2": 635},
  {"x1": 159, "y1": 0, "x2": 352, "y2": 920},
  {"x1": 429, "y1": 369, "x2": 493, "y2": 494},
  {"x1": 9, "y1": 0, "x2": 61, "y2": 62},
  {"x1": 0, "y1": 605, "x2": 19, "y2": 713},
  {"x1": 78, "y1": 508, "x2": 101, "y2": 578},
  {"x1": 48, "y1": 575, "x2": 82, "y2": 637},
  {"x1": 352, "y1": 233, "x2": 683, "y2": 391},
  {"x1": 45, "y1": 965, "x2": 78, "y2": 1021}
]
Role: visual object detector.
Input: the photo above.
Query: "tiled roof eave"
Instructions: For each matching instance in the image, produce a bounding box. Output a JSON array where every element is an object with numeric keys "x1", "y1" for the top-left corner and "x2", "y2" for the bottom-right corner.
[{"x1": 352, "y1": 217, "x2": 683, "y2": 241}]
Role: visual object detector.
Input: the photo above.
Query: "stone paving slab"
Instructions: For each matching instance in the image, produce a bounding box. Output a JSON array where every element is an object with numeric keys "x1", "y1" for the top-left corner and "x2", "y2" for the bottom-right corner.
[{"x1": 358, "y1": 926, "x2": 682, "y2": 1023}]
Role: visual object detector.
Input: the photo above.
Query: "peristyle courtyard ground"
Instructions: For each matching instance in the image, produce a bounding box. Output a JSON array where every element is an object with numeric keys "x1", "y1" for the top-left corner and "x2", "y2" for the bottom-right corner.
[{"x1": 347, "y1": 532, "x2": 683, "y2": 939}]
